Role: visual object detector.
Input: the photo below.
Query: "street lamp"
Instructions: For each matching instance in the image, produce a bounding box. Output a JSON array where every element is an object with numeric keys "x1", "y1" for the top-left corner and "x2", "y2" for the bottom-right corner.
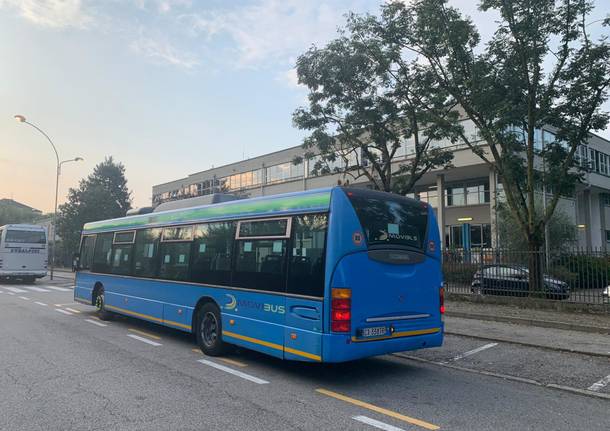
[{"x1": 14, "y1": 114, "x2": 83, "y2": 280}]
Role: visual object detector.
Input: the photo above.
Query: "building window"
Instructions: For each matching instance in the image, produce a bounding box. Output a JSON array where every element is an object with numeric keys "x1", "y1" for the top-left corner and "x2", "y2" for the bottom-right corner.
[
  {"x1": 267, "y1": 162, "x2": 303, "y2": 184},
  {"x1": 446, "y1": 185, "x2": 465, "y2": 206},
  {"x1": 466, "y1": 182, "x2": 490, "y2": 205},
  {"x1": 418, "y1": 188, "x2": 438, "y2": 208}
]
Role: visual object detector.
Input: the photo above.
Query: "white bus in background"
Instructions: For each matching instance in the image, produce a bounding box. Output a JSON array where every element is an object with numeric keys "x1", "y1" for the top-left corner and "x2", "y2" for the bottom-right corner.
[{"x1": 0, "y1": 224, "x2": 48, "y2": 283}]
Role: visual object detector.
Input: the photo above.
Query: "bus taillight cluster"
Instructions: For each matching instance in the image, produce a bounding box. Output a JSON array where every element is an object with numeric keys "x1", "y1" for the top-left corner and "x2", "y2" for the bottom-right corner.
[{"x1": 331, "y1": 288, "x2": 351, "y2": 332}]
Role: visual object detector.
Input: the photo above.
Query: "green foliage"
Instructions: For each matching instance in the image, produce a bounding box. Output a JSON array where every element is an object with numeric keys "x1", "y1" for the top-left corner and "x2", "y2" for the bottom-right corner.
[
  {"x1": 381, "y1": 0, "x2": 609, "y2": 249},
  {"x1": 555, "y1": 254, "x2": 610, "y2": 290},
  {"x1": 56, "y1": 157, "x2": 132, "y2": 258},
  {"x1": 0, "y1": 203, "x2": 40, "y2": 226},
  {"x1": 442, "y1": 262, "x2": 478, "y2": 284},
  {"x1": 497, "y1": 201, "x2": 576, "y2": 252},
  {"x1": 292, "y1": 9, "x2": 461, "y2": 193}
]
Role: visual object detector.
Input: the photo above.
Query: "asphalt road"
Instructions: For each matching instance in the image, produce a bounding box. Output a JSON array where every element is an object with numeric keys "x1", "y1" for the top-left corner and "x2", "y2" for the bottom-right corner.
[{"x1": 1, "y1": 278, "x2": 608, "y2": 431}]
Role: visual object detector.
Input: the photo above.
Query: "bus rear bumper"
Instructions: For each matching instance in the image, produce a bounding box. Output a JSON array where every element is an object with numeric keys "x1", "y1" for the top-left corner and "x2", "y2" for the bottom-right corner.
[
  {"x1": 0, "y1": 271, "x2": 47, "y2": 278},
  {"x1": 321, "y1": 325, "x2": 444, "y2": 363}
]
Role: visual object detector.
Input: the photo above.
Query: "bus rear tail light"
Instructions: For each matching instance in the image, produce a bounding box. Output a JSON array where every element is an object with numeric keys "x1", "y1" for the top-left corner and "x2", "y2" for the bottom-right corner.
[
  {"x1": 331, "y1": 288, "x2": 351, "y2": 333},
  {"x1": 440, "y1": 284, "x2": 445, "y2": 315}
]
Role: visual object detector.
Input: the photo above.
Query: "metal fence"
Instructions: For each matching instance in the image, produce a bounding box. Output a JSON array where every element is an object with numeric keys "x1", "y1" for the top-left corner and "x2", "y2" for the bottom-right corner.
[{"x1": 443, "y1": 248, "x2": 610, "y2": 307}]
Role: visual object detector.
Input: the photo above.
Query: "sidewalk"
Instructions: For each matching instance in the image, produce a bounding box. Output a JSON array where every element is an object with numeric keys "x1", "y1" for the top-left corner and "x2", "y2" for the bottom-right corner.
[{"x1": 445, "y1": 300, "x2": 610, "y2": 357}]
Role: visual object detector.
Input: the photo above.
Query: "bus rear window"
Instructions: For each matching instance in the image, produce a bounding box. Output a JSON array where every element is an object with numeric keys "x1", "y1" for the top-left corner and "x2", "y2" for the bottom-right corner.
[
  {"x1": 5, "y1": 230, "x2": 46, "y2": 244},
  {"x1": 345, "y1": 189, "x2": 428, "y2": 249}
]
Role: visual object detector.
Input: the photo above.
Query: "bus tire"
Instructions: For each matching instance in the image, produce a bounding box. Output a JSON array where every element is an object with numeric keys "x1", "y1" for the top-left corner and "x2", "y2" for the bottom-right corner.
[
  {"x1": 195, "y1": 303, "x2": 225, "y2": 356},
  {"x1": 94, "y1": 286, "x2": 112, "y2": 321}
]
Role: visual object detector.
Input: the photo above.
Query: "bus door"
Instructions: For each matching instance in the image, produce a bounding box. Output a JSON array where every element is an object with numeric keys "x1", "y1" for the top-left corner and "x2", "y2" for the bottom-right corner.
[
  {"x1": 282, "y1": 214, "x2": 327, "y2": 362},
  {"x1": 229, "y1": 218, "x2": 290, "y2": 359}
]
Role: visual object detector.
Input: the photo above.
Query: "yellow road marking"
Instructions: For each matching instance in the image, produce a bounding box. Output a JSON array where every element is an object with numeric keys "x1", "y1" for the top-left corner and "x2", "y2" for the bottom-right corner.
[
  {"x1": 218, "y1": 357, "x2": 248, "y2": 368},
  {"x1": 128, "y1": 328, "x2": 161, "y2": 340},
  {"x1": 65, "y1": 307, "x2": 81, "y2": 314},
  {"x1": 192, "y1": 348, "x2": 202, "y2": 354},
  {"x1": 316, "y1": 389, "x2": 440, "y2": 431}
]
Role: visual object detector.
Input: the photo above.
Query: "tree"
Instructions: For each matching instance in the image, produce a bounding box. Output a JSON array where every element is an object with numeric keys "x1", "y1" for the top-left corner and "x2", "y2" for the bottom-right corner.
[
  {"x1": 57, "y1": 157, "x2": 132, "y2": 260},
  {"x1": 497, "y1": 202, "x2": 576, "y2": 253},
  {"x1": 377, "y1": 0, "x2": 609, "y2": 291},
  {"x1": 0, "y1": 202, "x2": 42, "y2": 226},
  {"x1": 292, "y1": 12, "x2": 462, "y2": 194}
]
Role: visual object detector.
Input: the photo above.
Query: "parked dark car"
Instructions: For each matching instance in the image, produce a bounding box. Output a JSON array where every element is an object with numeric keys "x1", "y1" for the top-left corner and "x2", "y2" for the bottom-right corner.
[{"x1": 471, "y1": 265, "x2": 570, "y2": 300}]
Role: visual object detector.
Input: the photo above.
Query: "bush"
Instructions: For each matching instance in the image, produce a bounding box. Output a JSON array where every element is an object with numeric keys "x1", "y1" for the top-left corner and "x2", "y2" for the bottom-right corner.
[
  {"x1": 443, "y1": 263, "x2": 478, "y2": 284},
  {"x1": 552, "y1": 254, "x2": 610, "y2": 290}
]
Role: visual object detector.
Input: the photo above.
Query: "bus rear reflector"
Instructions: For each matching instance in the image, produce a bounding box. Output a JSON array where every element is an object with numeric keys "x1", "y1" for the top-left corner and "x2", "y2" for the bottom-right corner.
[
  {"x1": 331, "y1": 288, "x2": 351, "y2": 333},
  {"x1": 332, "y1": 288, "x2": 351, "y2": 299},
  {"x1": 440, "y1": 286, "x2": 445, "y2": 314},
  {"x1": 331, "y1": 321, "x2": 350, "y2": 332}
]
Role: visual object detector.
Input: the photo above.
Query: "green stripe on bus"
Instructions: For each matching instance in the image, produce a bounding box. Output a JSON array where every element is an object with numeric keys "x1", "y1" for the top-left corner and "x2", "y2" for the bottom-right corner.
[{"x1": 83, "y1": 190, "x2": 331, "y2": 233}]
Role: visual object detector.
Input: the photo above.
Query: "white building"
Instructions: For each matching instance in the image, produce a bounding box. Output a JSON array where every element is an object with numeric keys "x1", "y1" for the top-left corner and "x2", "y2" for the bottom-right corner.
[{"x1": 152, "y1": 120, "x2": 610, "y2": 251}]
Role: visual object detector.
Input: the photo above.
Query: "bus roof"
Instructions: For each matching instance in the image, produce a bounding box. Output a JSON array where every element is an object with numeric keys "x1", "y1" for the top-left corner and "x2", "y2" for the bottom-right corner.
[
  {"x1": 82, "y1": 188, "x2": 333, "y2": 234},
  {"x1": 0, "y1": 224, "x2": 46, "y2": 231}
]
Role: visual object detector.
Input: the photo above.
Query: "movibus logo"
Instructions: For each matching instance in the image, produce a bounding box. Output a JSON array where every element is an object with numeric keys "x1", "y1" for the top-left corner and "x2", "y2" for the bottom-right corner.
[
  {"x1": 224, "y1": 294, "x2": 237, "y2": 311},
  {"x1": 223, "y1": 294, "x2": 285, "y2": 314}
]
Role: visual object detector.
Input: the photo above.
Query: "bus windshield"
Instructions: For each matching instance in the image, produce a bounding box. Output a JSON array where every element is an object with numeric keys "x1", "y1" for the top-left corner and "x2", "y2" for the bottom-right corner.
[
  {"x1": 5, "y1": 230, "x2": 46, "y2": 244},
  {"x1": 345, "y1": 188, "x2": 428, "y2": 249}
]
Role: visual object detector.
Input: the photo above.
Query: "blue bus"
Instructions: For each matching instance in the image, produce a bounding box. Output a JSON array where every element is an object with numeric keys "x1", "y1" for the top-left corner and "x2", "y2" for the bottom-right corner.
[{"x1": 75, "y1": 187, "x2": 444, "y2": 362}]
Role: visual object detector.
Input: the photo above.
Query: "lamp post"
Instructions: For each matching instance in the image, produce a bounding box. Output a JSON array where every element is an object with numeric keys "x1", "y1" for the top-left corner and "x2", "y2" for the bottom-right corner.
[{"x1": 14, "y1": 115, "x2": 83, "y2": 280}]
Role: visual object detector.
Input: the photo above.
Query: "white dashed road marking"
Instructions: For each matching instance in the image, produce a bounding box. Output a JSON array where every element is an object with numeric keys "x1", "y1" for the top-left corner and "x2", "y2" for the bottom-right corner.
[
  {"x1": 18, "y1": 296, "x2": 30, "y2": 301},
  {"x1": 127, "y1": 334, "x2": 162, "y2": 346},
  {"x1": 449, "y1": 343, "x2": 498, "y2": 362},
  {"x1": 197, "y1": 359, "x2": 269, "y2": 384},
  {"x1": 65, "y1": 308, "x2": 81, "y2": 314},
  {"x1": 588, "y1": 375, "x2": 610, "y2": 392},
  {"x1": 22, "y1": 286, "x2": 50, "y2": 292},
  {"x1": 42, "y1": 285, "x2": 71, "y2": 292},
  {"x1": 5, "y1": 287, "x2": 27, "y2": 293},
  {"x1": 85, "y1": 319, "x2": 107, "y2": 327},
  {"x1": 55, "y1": 309, "x2": 74, "y2": 316},
  {"x1": 34, "y1": 301, "x2": 47, "y2": 306},
  {"x1": 353, "y1": 416, "x2": 405, "y2": 431}
]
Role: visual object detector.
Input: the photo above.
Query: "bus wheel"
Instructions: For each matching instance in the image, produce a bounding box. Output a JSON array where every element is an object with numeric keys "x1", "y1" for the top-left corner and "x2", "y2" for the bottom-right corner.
[
  {"x1": 196, "y1": 303, "x2": 225, "y2": 356},
  {"x1": 94, "y1": 287, "x2": 112, "y2": 321}
]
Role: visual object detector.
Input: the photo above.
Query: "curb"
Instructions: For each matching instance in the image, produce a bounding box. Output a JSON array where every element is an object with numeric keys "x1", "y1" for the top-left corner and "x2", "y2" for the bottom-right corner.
[
  {"x1": 445, "y1": 311, "x2": 610, "y2": 335},
  {"x1": 394, "y1": 353, "x2": 610, "y2": 401},
  {"x1": 444, "y1": 330, "x2": 610, "y2": 358}
]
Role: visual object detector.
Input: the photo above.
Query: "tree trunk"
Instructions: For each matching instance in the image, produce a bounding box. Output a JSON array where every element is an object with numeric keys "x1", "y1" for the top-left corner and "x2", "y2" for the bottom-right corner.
[{"x1": 526, "y1": 237, "x2": 544, "y2": 297}]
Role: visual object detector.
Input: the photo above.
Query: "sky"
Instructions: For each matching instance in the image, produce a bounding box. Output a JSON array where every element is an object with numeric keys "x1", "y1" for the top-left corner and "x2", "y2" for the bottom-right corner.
[{"x1": 0, "y1": 0, "x2": 609, "y2": 213}]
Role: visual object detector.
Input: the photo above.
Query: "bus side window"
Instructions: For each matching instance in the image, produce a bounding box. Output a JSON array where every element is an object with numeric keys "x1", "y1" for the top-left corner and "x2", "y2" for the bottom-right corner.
[
  {"x1": 287, "y1": 214, "x2": 327, "y2": 297},
  {"x1": 110, "y1": 244, "x2": 134, "y2": 275},
  {"x1": 133, "y1": 228, "x2": 161, "y2": 278},
  {"x1": 190, "y1": 222, "x2": 234, "y2": 286},
  {"x1": 158, "y1": 226, "x2": 193, "y2": 281},
  {"x1": 80, "y1": 236, "x2": 96, "y2": 270},
  {"x1": 233, "y1": 239, "x2": 287, "y2": 292},
  {"x1": 92, "y1": 233, "x2": 113, "y2": 273}
]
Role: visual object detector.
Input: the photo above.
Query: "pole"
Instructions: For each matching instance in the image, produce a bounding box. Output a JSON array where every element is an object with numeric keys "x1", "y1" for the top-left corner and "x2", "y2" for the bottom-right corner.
[
  {"x1": 22, "y1": 121, "x2": 60, "y2": 281},
  {"x1": 52, "y1": 164, "x2": 60, "y2": 280}
]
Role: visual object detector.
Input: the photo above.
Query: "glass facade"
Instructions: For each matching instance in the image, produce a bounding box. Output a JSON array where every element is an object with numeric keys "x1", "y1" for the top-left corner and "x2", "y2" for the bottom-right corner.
[{"x1": 445, "y1": 223, "x2": 492, "y2": 249}]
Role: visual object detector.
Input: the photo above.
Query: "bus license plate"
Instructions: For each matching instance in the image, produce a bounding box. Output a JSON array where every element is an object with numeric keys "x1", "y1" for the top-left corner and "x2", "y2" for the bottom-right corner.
[{"x1": 361, "y1": 326, "x2": 387, "y2": 338}]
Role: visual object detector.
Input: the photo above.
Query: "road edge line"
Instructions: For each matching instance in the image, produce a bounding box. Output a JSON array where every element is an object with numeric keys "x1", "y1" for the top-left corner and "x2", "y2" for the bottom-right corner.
[
  {"x1": 444, "y1": 330, "x2": 610, "y2": 358},
  {"x1": 394, "y1": 354, "x2": 610, "y2": 401}
]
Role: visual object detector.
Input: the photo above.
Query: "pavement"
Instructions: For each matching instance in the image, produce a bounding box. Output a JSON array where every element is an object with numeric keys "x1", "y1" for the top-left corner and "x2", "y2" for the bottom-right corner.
[{"x1": 1, "y1": 275, "x2": 608, "y2": 430}]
